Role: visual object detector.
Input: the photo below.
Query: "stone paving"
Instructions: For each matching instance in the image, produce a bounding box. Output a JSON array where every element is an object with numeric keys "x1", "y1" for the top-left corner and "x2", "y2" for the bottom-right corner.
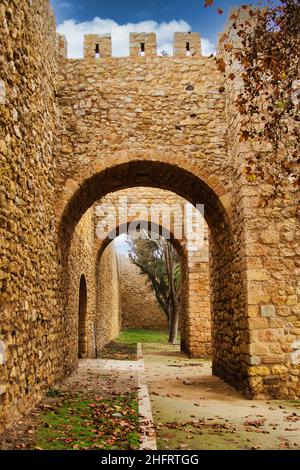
[
  {"x1": 142, "y1": 343, "x2": 300, "y2": 450},
  {"x1": 79, "y1": 344, "x2": 300, "y2": 450}
]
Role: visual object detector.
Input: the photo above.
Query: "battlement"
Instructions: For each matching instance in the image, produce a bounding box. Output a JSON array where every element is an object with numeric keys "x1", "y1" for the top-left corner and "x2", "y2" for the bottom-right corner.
[
  {"x1": 58, "y1": 32, "x2": 202, "y2": 59},
  {"x1": 130, "y1": 33, "x2": 157, "y2": 57},
  {"x1": 84, "y1": 34, "x2": 112, "y2": 59},
  {"x1": 173, "y1": 32, "x2": 201, "y2": 57}
]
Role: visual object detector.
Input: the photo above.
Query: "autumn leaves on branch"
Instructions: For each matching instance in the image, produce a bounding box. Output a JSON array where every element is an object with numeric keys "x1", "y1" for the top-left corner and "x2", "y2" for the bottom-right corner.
[{"x1": 207, "y1": 1, "x2": 300, "y2": 203}]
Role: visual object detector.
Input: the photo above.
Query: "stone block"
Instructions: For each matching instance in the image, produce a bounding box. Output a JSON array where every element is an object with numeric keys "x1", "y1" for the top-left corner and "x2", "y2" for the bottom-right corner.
[
  {"x1": 249, "y1": 317, "x2": 269, "y2": 329},
  {"x1": 249, "y1": 343, "x2": 270, "y2": 355},
  {"x1": 246, "y1": 355, "x2": 261, "y2": 366},
  {"x1": 262, "y1": 355, "x2": 285, "y2": 364},
  {"x1": 263, "y1": 376, "x2": 280, "y2": 386},
  {"x1": 248, "y1": 269, "x2": 270, "y2": 281},
  {"x1": 272, "y1": 365, "x2": 288, "y2": 375},
  {"x1": 260, "y1": 230, "x2": 280, "y2": 244},
  {"x1": 261, "y1": 304, "x2": 276, "y2": 318},
  {"x1": 286, "y1": 295, "x2": 298, "y2": 306},
  {"x1": 0, "y1": 341, "x2": 6, "y2": 365},
  {"x1": 0, "y1": 79, "x2": 6, "y2": 104},
  {"x1": 248, "y1": 365, "x2": 270, "y2": 376},
  {"x1": 248, "y1": 290, "x2": 270, "y2": 305}
]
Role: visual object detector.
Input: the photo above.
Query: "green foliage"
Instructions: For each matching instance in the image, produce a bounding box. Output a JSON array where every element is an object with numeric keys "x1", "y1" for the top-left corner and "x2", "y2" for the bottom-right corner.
[
  {"x1": 127, "y1": 234, "x2": 181, "y2": 343},
  {"x1": 127, "y1": 234, "x2": 181, "y2": 319}
]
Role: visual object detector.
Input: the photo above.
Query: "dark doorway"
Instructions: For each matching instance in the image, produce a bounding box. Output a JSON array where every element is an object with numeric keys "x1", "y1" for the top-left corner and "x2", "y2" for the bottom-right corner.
[{"x1": 78, "y1": 274, "x2": 87, "y2": 358}]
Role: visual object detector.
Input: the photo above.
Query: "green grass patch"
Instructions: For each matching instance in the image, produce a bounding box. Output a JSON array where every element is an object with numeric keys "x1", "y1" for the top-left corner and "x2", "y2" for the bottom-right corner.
[
  {"x1": 35, "y1": 393, "x2": 140, "y2": 450},
  {"x1": 117, "y1": 328, "x2": 169, "y2": 345}
]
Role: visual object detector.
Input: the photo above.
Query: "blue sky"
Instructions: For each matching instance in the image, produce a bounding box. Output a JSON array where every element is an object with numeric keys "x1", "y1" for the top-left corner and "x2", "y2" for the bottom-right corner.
[{"x1": 51, "y1": 0, "x2": 257, "y2": 57}]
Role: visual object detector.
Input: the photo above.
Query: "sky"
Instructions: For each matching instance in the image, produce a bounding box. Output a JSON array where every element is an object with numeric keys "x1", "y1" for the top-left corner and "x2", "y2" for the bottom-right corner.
[
  {"x1": 114, "y1": 234, "x2": 130, "y2": 256},
  {"x1": 51, "y1": 0, "x2": 257, "y2": 57}
]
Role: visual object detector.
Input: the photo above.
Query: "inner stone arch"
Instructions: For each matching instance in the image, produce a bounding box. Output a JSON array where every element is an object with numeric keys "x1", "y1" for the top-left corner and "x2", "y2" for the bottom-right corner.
[
  {"x1": 59, "y1": 160, "x2": 229, "y2": 247},
  {"x1": 92, "y1": 185, "x2": 211, "y2": 359}
]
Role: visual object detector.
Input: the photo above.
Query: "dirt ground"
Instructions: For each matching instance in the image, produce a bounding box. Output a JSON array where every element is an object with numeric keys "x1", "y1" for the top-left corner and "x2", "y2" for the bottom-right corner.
[{"x1": 143, "y1": 343, "x2": 300, "y2": 450}]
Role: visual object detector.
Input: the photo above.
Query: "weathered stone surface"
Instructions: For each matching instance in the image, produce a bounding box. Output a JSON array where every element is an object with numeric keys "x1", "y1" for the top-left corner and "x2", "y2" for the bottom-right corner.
[
  {"x1": 272, "y1": 365, "x2": 288, "y2": 375},
  {"x1": 119, "y1": 255, "x2": 168, "y2": 331},
  {"x1": 0, "y1": 342, "x2": 5, "y2": 366},
  {"x1": 261, "y1": 305, "x2": 276, "y2": 318},
  {"x1": 246, "y1": 355, "x2": 261, "y2": 366},
  {"x1": 0, "y1": 79, "x2": 6, "y2": 104},
  {"x1": 260, "y1": 229, "x2": 280, "y2": 245},
  {"x1": 0, "y1": 0, "x2": 60, "y2": 431},
  {"x1": 96, "y1": 244, "x2": 121, "y2": 351}
]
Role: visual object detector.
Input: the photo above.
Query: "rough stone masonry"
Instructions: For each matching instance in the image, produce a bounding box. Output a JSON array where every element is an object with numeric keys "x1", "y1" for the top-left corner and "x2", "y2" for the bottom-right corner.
[{"x1": 0, "y1": 1, "x2": 299, "y2": 432}]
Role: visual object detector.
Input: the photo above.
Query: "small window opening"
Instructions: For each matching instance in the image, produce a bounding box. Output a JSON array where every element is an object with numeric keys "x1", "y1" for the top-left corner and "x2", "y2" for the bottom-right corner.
[
  {"x1": 95, "y1": 43, "x2": 100, "y2": 58},
  {"x1": 140, "y1": 42, "x2": 145, "y2": 56},
  {"x1": 186, "y1": 42, "x2": 191, "y2": 56}
]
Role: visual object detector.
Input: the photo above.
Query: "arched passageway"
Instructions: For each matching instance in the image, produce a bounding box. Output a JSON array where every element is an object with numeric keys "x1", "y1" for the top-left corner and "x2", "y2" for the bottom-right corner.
[
  {"x1": 78, "y1": 274, "x2": 88, "y2": 358},
  {"x1": 92, "y1": 187, "x2": 211, "y2": 357},
  {"x1": 58, "y1": 160, "x2": 247, "y2": 394}
]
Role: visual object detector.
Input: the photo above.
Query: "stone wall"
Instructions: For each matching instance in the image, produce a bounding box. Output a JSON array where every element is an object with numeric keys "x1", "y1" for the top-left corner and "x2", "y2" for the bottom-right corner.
[
  {"x1": 118, "y1": 255, "x2": 168, "y2": 331},
  {"x1": 54, "y1": 32, "x2": 250, "y2": 396},
  {"x1": 0, "y1": 0, "x2": 60, "y2": 429},
  {"x1": 96, "y1": 243, "x2": 121, "y2": 351},
  {"x1": 66, "y1": 208, "x2": 122, "y2": 366},
  {"x1": 65, "y1": 208, "x2": 97, "y2": 372},
  {"x1": 215, "y1": 8, "x2": 300, "y2": 398}
]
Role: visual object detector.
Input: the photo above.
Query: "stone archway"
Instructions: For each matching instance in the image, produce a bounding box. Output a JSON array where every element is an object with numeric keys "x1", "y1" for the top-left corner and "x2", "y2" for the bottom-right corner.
[
  {"x1": 92, "y1": 187, "x2": 211, "y2": 358},
  {"x1": 78, "y1": 274, "x2": 88, "y2": 358},
  {"x1": 57, "y1": 160, "x2": 250, "y2": 394}
]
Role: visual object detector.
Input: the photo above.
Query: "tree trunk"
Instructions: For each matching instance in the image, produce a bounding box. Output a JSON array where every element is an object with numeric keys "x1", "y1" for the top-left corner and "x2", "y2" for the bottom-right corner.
[
  {"x1": 163, "y1": 241, "x2": 179, "y2": 344},
  {"x1": 128, "y1": 236, "x2": 181, "y2": 344},
  {"x1": 168, "y1": 305, "x2": 179, "y2": 344}
]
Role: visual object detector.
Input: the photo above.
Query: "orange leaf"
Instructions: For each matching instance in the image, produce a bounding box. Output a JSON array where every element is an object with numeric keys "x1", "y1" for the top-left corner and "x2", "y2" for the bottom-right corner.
[
  {"x1": 224, "y1": 43, "x2": 233, "y2": 51},
  {"x1": 216, "y1": 57, "x2": 226, "y2": 73}
]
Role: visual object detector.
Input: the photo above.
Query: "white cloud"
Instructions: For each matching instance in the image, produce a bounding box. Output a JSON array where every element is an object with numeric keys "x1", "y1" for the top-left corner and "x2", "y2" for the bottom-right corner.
[
  {"x1": 57, "y1": 17, "x2": 216, "y2": 57},
  {"x1": 201, "y1": 38, "x2": 216, "y2": 56}
]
